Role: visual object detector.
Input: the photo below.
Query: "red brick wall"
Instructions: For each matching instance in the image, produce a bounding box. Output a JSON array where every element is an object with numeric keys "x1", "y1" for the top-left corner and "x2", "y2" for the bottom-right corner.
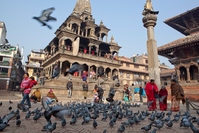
[
  {"x1": 0, "y1": 80, "x2": 6, "y2": 90},
  {"x1": 166, "y1": 84, "x2": 199, "y2": 102}
]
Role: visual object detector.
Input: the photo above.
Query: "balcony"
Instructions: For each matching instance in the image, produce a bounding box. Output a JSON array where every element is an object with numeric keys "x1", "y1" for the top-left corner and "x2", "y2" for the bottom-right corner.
[
  {"x1": 43, "y1": 50, "x2": 121, "y2": 65},
  {"x1": 29, "y1": 56, "x2": 45, "y2": 61},
  {"x1": 0, "y1": 61, "x2": 10, "y2": 66},
  {"x1": 0, "y1": 73, "x2": 8, "y2": 78}
]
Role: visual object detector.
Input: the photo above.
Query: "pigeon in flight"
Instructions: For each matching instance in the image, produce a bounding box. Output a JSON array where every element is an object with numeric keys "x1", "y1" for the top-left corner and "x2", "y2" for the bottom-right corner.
[{"x1": 33, "y1": 7, "x2": 57, "y2": 29}]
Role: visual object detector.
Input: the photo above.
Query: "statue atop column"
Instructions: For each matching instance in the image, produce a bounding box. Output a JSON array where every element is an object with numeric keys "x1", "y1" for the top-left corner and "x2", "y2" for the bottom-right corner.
[{"x1": 142, "y1": 0, "x2": 159, "y2": 16}]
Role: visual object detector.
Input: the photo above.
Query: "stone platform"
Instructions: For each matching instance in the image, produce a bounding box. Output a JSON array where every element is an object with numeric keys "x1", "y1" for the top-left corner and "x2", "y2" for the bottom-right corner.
[{"x1": 32, "y1": 76, "x2": 124, "y2": 100}]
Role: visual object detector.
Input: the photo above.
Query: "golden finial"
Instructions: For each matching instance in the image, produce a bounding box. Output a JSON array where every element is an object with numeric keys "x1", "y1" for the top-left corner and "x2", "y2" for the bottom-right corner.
[
  {"x1": 142, "y1": 0, "x2": 159, "y2": 15},
  {"x1": 144, "y1": 0, "x2": 153, "y2": 11}
]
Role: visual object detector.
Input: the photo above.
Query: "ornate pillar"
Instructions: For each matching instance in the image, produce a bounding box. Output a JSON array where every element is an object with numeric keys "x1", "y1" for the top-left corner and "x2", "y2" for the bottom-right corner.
[
  {"x1": 186, "y1": 66, "x2": 190, "y2": 82},
  {"x1": 70, "y1": 23, "x2": 72, "y2": 30},
  {"x1": 99, "y1": 33, "x2": 102, "y2": 41},
  {"x1": 142, "y1": 0, "x2": 161, "y2": 89},
  {"x1": 86, "y1": 29, "x2": 88, "y2": 37},
  {"x1": 88, "y1": 66, "x2": 91, "y2": 78},
  {"x1": 96, "y1": 47, "x2": 99, "y2": 56},
  {"x1": 78, "y1": 25, "x2": 80, "y2": 35},
  {"x1": 176, "y1": 68, "x2": 181, "y2": 82},
  {"x1": 96, "y1": 67, "x2": 98, "y2": 75},
  {"x1": 106, "y1": 34, "x2": 108, "y2": 43},
  {"x1": 59, "y1": 61, "x2": 63, "y2": 75},
  {"x1": 89, "y1": 46, "x2": 91, "y2": 54}
]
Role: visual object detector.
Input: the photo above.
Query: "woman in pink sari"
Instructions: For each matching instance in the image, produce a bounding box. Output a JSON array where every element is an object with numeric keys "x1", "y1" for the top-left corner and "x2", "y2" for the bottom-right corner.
[
  {"x1": 145, "y1": 79, "x2": 159, "y2": 111},
  {"x1": 159, "y1": 86, "x2": 168, "y2": 111}
]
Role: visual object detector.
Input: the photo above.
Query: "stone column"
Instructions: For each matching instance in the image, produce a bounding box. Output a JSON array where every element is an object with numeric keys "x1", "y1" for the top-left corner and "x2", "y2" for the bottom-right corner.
[
  {"x1": 106, "y1": 34, "x2": 108, "y2": 43},
  {"x1": 89, "y1": 46, "x2": 91, "y2": 54},
  {"x1": 99, "y1": 33, "x2": 102, "y2": 41},
  {"x1": 96, "y1": 47, "x2": 99, "y2": 56},
  {"x1": 142, "y1": 7, "x2": 161, "y2": 89},
  {"x1": 78, "y1": 25, "x2": 80, "y2": 35},
  {"x1": 86, "y1": 29, "x2": 88, "y2": 37},
  {"x1": 88, "y1": 66, "x2": 90, "y2": 78},
  {"x1": 96, "y1": 67, "x2": 98, "y2": 76},
  {"x1": 176, "y1": 68, "x2": 181, "y2": 82},
  {"x1": 59, "y1": 61, "x2": 63, "y2": 75},
  {"x1": 186, "y1": 66, "x2": 190, "y2": 82}
]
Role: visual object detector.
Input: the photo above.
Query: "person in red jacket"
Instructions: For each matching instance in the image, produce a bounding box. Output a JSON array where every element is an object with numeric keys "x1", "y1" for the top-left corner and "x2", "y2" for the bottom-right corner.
[
  {"x1": 145, "y1": 79, "x2": 159, "y2": 111},
  {"x1": 18, "y1": 73, "x2": 33, "y2": 109},
  {"x1": 29, "y1": 76, "x2": 37, "y2": 87}
]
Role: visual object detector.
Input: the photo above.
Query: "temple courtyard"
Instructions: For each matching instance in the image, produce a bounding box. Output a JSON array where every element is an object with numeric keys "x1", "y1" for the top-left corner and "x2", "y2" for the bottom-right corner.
[{"x1": 0, "y1": 90, "x2": 198, "y2": 133}]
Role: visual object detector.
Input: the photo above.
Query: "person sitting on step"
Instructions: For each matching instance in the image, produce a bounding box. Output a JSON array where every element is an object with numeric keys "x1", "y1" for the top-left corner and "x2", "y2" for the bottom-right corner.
[
  {"x1": 30, "y1": 88, "x2": 41, "y2": 103},
  {"x1": 46, "y1": 89, "x2": 58, "y2": 102}
]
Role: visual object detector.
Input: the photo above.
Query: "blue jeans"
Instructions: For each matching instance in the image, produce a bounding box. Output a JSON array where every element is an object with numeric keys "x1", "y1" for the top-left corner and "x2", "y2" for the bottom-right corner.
[
  {"x1": 40, "y1": 78, "x2": 45, "y2": 85},
  {"x1": 20, "y1": 94, "x2": 31, "y2": 107},
  {"x1": 52, "y1": 70, "x2": 59, "y2": 78}
]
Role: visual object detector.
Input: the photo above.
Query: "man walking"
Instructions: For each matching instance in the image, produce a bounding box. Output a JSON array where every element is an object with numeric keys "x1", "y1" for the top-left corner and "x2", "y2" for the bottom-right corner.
[
  {"x1": 129, "y1": 84, "x2": 135, "y2": 103},
  {"x1": 139, "y1": 86, "x2": 143, "y2": 102},
  {"x1": 66, "y1": 79, "x2": 73, "y2": 98},
  {"x1": 94, "y1": 85, "x2": 104, "y2": 103}
]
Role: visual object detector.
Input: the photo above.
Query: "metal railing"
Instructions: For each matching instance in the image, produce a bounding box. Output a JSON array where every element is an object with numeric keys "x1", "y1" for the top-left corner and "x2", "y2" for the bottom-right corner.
[{"x1": 185, "y1": 98, "x2": 199, "y2": 112}]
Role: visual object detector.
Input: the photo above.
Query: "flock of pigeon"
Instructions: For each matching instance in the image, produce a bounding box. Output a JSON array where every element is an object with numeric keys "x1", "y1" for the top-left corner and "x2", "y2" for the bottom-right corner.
[{"x1": 0, "y1": 99, "x2": 199, "y2": 133}]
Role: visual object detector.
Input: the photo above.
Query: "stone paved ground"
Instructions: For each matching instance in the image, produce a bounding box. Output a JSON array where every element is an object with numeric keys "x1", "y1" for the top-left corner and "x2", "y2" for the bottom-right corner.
[{"x1": 0, "y1": 90, "x2": 198, "y2": 133}]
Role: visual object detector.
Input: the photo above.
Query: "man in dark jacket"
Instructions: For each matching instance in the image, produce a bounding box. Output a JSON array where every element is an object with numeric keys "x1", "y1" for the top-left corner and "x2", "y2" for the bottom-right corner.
[
  {"x1": 66, "y1": 79, "x2": 73, "y2": 98},
  {"x1": 106, "y1": 87, "x2": 115, "y2": 102},
  {"x1": 94, "y1": 85, "x2": 104, "y2": 103},
  {"x1": 82, "y1": 81, "x2": 88, "y2": 99}
]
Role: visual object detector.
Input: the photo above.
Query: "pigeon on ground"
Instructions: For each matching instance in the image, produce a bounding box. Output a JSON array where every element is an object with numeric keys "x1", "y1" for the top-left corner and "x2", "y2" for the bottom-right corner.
[
  {"x1": 70, "y1": 115, "x2": 77, "y2": 125},
  {"x1": 141, "y1": 123, "x2": 153, "y2": 132},
  {"x1": 166, "y1": 120, "x2": 173, "y2": 128},
  {"x1": 150, "y1": 128, "x2": 158, "y2": 133},
  {"x1": 117, "y1": 124, "x2": 125, "y2": 133},
  {"x1": 9, "y1": 100, "x2": 13, "y2": 104},
  {"x1": 8, "y1": 106, "x2": 12, "y2": 111},
  {"x1": 109, "y1": 120, "x2": 114, "y2": 128},
  {"x1": 61, "y1": 118, "x2": 66, "y2": 127},
  {"x1": 16, "y1": 114, "x2": 20, "y2": 120},
  {"x1": 93, "y1": 119, "x2": 98, "y2": 128},
  {"x1": 0, "y1": 123, "x2": 9, "y2": 131},
  {"x1": 42, "y1": 120, "x2": 52, "y2": 131},
  {"x1": 16, "y1": 119, "x2": 21, "y2": 127},
  {"x1": 16, "y1": 109, "x2": 20, "y2": 114},
  {"x1": 103, "y1": 129, "x2": 107, "y2": 133},
  {"x1": 33, "y1": 7, "x2": 57, "y2": 29},
  {"x1": 46, "y1": 122, "x2": 57, "y2": 133},
  {"x1": 166, "y1": 110, "x2": 172, "y2": 116},
  {"x1": 190, "y1": 122, "x2": 199, "y2": 133},
  {"x1": 25, "y1": 111, "x2": 31, "y2": 119}
]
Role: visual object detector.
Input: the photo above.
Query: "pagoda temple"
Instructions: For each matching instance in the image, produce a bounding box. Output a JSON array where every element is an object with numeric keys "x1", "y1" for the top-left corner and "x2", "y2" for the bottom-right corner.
[
  {"x1": 36, "y1": 0, "x2": 122, "y2": 99},
  {"x1": 158, "y1": 6, "x2": 199, "y2": 101}
]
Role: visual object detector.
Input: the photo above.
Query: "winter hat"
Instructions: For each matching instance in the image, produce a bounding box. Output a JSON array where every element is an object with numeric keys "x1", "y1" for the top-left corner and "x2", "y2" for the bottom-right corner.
[{"x1": 49, "y1": 89, "x2": 53, "y2": 92}]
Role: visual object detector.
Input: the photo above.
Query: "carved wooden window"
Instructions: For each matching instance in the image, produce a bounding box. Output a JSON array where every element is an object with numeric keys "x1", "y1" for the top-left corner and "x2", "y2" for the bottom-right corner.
[
  {"x1": 126, "y1": 63, "x2": 130, "y2": 67},
  {"x1": 120, "y1": 72, "x2": 123, "y2": 77},
  {"x1": 0, "y1": 67, "x2": 8, "y2": 74},
  {"x1": 134, "y1": 65, "x2": 139, "y2": 69},
  {"x1": 0, "y1": 56, "x2": 3, "y2": 61},
  {"x1": 126, "y1": 73, "x2": 130, "y2": 78}
]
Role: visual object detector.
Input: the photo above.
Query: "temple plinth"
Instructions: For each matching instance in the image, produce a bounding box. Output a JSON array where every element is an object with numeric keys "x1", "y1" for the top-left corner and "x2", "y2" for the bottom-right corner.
[{"x1": 142, "y1": 0, "x2": 161, "y2": 89}]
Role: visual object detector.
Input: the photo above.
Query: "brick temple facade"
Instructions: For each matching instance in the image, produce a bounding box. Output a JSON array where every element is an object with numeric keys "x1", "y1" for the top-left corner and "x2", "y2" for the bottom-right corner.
[{"x1": 158, "y1": 6, "x2": 199, "y2": 102}]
